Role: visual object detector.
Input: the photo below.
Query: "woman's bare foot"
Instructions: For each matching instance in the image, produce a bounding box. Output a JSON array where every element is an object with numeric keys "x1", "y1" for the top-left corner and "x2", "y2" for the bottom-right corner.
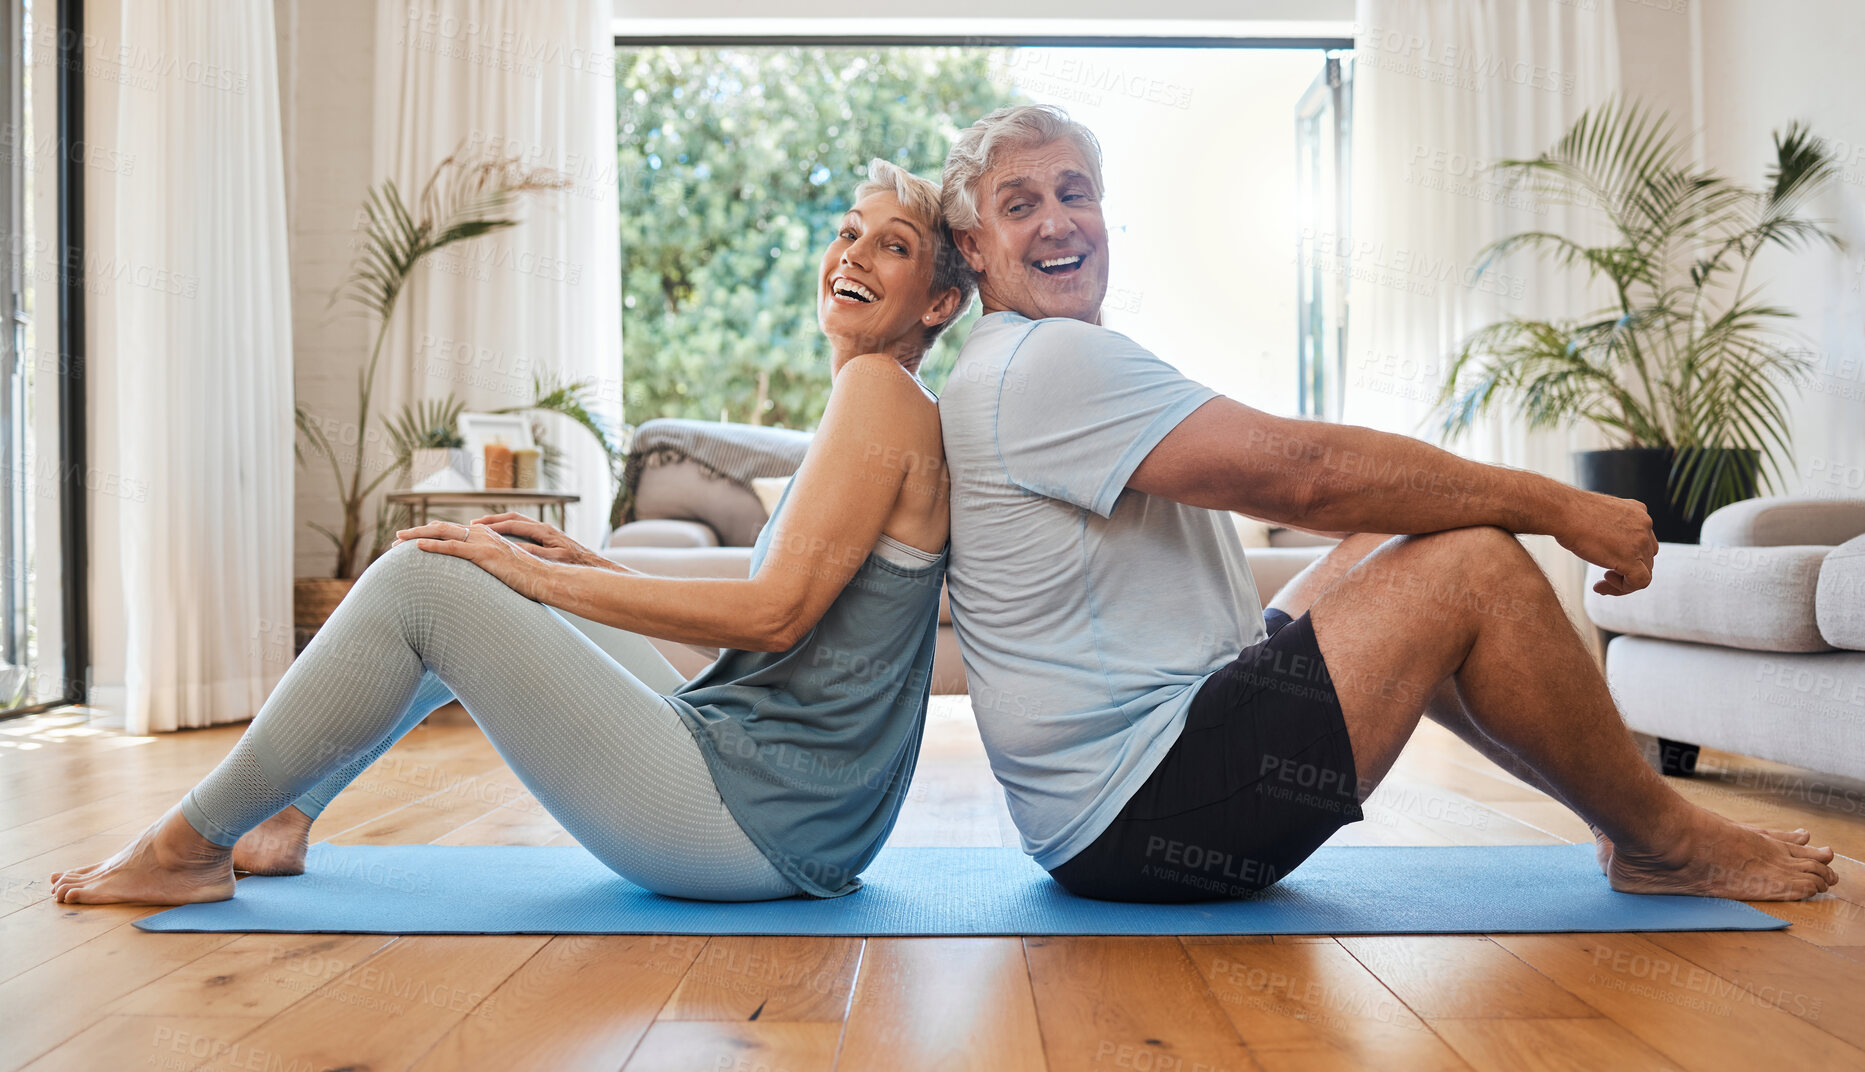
[
  {"x1": 50, "y1": 804, "x2": 236, "y2": 905},
  {"x1": 232, "y1": 806, "x2": 314, "y2": 875},
  {"x1": 1592, "y1": 822, "x2": 1811, "y2": 875},
  {"x1": 1607, "y1": 807, "x2": 1838, "y2": 901}
]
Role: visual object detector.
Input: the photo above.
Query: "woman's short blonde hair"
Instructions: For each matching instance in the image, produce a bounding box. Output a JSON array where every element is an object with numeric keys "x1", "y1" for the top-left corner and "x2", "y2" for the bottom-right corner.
[{"x1": 851, "y1": 158, "x2": 976, "y2": 349}]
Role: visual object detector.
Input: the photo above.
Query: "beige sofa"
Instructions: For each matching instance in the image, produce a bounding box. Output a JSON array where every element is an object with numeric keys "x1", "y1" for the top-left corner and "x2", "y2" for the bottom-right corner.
[
  {"x1": 602, "y1": 508, "x2": 1331, "y2": 694},
  {"x1": 1584, "y1": 496, "x2": 1865, "y2": 781}
]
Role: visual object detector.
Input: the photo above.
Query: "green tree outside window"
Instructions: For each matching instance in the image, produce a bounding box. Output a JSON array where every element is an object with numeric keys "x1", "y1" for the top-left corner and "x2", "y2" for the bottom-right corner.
[{"x1": 617, "y1": 47, "x2": 1021, "y2": 427}]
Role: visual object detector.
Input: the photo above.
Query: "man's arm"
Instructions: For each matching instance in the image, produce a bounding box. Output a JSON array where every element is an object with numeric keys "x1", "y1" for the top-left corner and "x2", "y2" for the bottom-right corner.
[{"x1": 1128, "y1": 397, "x2": 1659, "y2": 596}]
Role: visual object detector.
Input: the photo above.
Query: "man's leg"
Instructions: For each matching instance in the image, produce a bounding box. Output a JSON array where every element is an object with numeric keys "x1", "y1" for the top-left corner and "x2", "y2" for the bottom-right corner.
[
  {"x1": 1269, "y1": 534, "x2": 1816, "y2": 869},
  {"x1": 1289, "y1": 526, "x2": 1834, "y2": 900},
  {"x1": 1269, "y1": 535, "x2": 1582, "y2": 799}
]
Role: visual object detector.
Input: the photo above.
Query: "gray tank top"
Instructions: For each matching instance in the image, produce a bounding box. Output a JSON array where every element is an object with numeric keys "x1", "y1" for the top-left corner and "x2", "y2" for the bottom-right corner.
[{"x1": 668, "y1": 479, "x2": 948, "y2": 897}]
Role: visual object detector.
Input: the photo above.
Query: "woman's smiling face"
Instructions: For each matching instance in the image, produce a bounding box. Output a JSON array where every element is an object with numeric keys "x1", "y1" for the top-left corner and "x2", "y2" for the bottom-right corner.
[{"x1": 818, "y1": 190, "x2": 944, "y2": 359}]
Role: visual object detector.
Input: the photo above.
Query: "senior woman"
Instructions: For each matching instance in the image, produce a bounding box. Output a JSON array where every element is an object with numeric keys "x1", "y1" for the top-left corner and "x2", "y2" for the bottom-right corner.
[{"x1": 53, "y1": 159, "x2": 971, "y2": 905}]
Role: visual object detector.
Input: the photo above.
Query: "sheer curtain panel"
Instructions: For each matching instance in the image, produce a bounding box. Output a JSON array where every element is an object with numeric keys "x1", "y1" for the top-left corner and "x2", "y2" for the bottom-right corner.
[{"x1": 109, "y1": 1, "x2": 295, "y2": 733}]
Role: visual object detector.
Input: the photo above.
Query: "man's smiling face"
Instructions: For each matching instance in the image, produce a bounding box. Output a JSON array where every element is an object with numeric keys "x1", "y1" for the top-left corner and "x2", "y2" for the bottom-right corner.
[{"x1": 955, "y1": 139, "x2": 1110, "y2": 324}]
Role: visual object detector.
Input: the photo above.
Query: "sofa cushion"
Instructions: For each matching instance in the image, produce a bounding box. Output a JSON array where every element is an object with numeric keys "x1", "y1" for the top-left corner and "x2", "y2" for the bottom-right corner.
[
  {"x1": 1584, "y1": 542, "x2": 1834, "y2": 652},
  {"x1": 1700, "y1": 496, "x2": 1865, "y2": 548},
  {"x1": 1229, "y1": 514, "x2": 1272, "y2": 548},
  {"x1": 1245, "y1": 546, "x2": 1330, "y2": 606},
  {"x1": 1267, "y1": 526, "x2": 1340, "y2": 548},
  {"x1": 1818, "y1": 535, "x2": 1865, "y2": 651},
  {"x1": 1605, "y1": 636, "x2": 1865, "y2": 782},
  {"x1": 606, "y1": 518, "x2": 720, "y2": 549},
  {"x1": 751, "y1": 477, "x2": 792, "y2": 519},
  {"x1": 633, "y1": 457, "x2": 770, "y2": 547}
]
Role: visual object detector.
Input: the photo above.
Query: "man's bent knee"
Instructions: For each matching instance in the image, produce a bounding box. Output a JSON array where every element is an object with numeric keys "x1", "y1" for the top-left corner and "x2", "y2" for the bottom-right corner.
[
  {"x1": 1371, "y1": 527, "x2": 1541, "y2": 625},
  {"x1": 1408, "y1": 526, "x2": 1535, "y2": 574}
]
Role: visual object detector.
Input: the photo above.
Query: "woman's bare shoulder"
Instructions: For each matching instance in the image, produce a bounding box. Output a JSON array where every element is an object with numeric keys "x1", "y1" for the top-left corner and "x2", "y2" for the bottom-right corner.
[{"x1": 832, "y1": 354, "x2": 943, "y2": 441}]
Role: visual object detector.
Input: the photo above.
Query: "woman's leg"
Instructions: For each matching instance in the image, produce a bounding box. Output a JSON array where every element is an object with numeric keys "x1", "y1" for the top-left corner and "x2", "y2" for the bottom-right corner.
[
  {"x1": 292, "y1": 607, "x2": 684, "y2": 818},
  {"x1": 235, "y1": 611, "x2": 689, "y2": 874},
  {"x1": 227, "y1": 671, "x2": 457, "y2": 875},
  {"x1": 54, "y1": 542, "x2": 796, "y2": 904}
]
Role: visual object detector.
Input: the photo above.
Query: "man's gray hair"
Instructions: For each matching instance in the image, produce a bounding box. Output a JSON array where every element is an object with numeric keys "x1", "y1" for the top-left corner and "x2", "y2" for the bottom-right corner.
[
  {"x1": 940, "y1": 104, "x2": 1105, "y2": 233},
  {"x1": 852, "y1": 157, "x2": 977, "y2": 349}
]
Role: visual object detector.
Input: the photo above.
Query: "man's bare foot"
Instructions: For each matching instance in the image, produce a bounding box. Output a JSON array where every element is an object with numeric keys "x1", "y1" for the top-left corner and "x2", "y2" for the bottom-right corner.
[
  {"x1": 1592, "y1": 822, "x2": 1811, "y2": 876},
  {"x1": 50, "y1": 804, "x2": 236, "y2": 905},
  {"x1": 232, "y1": 806, "x2": 314, "y2": 875},
  {"x1": 1607, "y1": 807, "x2": 1838, "y2": 901}
]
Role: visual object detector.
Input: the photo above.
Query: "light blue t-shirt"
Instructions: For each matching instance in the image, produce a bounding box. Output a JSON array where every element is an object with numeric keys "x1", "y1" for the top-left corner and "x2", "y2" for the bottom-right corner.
[{"x1": 939, "y1": 311, "x2": 1266, "y2": 870}]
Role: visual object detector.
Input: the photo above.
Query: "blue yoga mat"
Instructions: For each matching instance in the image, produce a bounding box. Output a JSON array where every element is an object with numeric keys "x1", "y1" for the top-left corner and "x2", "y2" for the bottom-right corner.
[{"x1": 134, "y1": 843, "x2": 1787, "y2": 936}]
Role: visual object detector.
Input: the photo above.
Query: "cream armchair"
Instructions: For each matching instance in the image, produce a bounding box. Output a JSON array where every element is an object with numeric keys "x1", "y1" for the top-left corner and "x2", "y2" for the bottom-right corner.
[{"x1": 1584, "y1": 496, "x2": 1865, "y2": 781}]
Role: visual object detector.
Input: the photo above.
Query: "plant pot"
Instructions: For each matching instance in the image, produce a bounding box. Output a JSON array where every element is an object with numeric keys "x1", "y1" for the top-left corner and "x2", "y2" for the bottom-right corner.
[
  {"x1": 1573, "y1": 448, "x2": 1759, "y2": 544},
  {"x1": 293, "y1": 577, "x2": 357, "y2": 628}
]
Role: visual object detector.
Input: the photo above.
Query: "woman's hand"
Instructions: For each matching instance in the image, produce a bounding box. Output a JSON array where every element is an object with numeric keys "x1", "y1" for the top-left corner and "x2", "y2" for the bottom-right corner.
[
  {"x1": 395, "y1": 521, "x2": 554, "y2": 602},
  {"x1": 467, "y1": 512, "x2": 614, "y2": 571}
]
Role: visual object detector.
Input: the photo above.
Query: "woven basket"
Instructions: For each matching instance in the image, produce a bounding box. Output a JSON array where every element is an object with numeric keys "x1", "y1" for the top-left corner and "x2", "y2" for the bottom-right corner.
[{"x1": 293, "y1": 578, "x2": 357, "y2": 627}]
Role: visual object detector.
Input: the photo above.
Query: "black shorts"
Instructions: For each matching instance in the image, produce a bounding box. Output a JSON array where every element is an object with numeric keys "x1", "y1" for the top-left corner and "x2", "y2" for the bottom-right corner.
[{"x1": 1045, "y1": 608, "x2": 1364, "y2": 902}]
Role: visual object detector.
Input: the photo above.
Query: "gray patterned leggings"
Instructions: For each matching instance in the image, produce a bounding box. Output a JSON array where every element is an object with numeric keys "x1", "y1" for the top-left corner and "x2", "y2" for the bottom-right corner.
[{"x1": 179, "y1": 541, "x2": 800, "y2": 901}]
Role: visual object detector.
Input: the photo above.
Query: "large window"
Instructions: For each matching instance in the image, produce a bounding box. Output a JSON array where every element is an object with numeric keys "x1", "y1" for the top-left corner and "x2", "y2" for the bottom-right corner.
[
  {"x1": 1, "y1": 0, "x2": 32, "y2": 714},
  {"x1": 1294, "y1": 53, "x2": 1353, "y2": 422},
  {"x1": 615, "y1": 39, "x2": 1351, "y2": 429},
  {"x1": 3, "y1": 0, "x2": 82, "y2": 720}
]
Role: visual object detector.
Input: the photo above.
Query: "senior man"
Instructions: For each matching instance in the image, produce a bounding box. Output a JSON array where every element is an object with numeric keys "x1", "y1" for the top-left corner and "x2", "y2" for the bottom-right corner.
[{"x1": 935, "y1": 104, "x2": 1835, "y2": 903}]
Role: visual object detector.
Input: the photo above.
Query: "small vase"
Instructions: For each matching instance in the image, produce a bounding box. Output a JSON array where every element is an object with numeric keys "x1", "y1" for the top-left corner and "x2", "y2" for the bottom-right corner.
[{"x1": 409, "y1": 447, "x2": 471, "y2": 487}]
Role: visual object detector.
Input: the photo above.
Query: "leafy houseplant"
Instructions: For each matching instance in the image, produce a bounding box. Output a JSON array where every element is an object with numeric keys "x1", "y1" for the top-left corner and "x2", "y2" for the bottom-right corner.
[
  {"x1": 296, "y1": 146, "x2": 569, "y2": 580},
  {"x1": 1436, "y1": 100, "x2": 1841, "y2": 539}
]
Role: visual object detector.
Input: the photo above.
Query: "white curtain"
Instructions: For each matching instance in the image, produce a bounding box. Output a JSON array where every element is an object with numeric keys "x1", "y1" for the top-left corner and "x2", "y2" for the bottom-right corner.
[
  {"x1": 1348, "y1": 0, "x2": 1621, "y2": 636},
  {"x1": 110, "y1": 1, "x2": 296, "y2": 733},
  {"x1": 371, "y1": 0, "x2": 622, "y2": 550}
]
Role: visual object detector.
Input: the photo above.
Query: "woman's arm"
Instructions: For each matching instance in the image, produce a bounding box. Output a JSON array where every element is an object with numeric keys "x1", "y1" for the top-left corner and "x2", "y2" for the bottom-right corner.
[{"x1": 401, "y1": 354, "x2": 937, "y2": 652}]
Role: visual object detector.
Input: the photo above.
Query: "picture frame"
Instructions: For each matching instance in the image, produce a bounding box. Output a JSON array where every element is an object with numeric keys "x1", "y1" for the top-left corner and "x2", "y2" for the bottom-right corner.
[{"x1": 457, "y1": 412, "x2": 536, "y2": 488}]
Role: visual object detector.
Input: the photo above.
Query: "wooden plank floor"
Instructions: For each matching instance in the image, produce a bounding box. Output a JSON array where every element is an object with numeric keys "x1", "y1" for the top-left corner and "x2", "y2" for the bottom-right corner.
[{"x1": 3, "y1": 697, "x2": 1863, "y2": 1071}]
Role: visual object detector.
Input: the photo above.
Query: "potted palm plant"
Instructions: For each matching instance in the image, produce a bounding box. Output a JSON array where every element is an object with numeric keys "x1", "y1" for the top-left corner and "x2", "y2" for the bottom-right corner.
[
  {"x1": 293, "y1": 146, "x2": 569, "y2": 631},
  {"x1": 1436, "y1": 100, "x2": 1841, "y2": 542}
]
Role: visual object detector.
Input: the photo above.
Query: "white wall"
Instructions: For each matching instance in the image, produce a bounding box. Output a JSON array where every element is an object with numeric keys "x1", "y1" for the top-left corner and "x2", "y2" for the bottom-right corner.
[
  {"x1": 274, "y1": 0, "x2": 379, "y2": 580},
  {"x1": 1615, "y1": 0, "x2": 1865, "y2": 503},
  {"x1": 82, "y1": 0, "x2": 123, "y2": 708},
  {"x1": 1696, "y1": 0, "x2": 1865, "y2": 502}
]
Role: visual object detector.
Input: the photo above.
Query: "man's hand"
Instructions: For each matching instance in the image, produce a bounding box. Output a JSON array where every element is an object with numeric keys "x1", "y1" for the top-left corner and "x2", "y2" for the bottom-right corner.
[
  {"x1": 467, "y1": 512, "x2": 614, "y2": 571},
  {"x1": 396, "y1": 521, "x2": 554, "y2": 602},
  {"x1": 1554, "y1": 492, "x2": 1660, "y2": 596}
]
